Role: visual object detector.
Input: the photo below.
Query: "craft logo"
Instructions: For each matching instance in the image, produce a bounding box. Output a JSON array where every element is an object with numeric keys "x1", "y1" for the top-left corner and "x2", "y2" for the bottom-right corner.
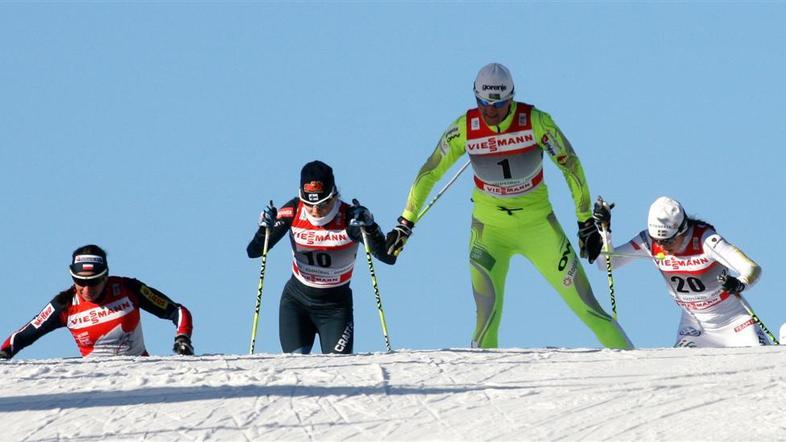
[
  {"x1": 334, "y1": 322, "x2": 354, "y2": 352},
  {"x1": 734, "y1": 318, "x2": 755, "y2": 332}
]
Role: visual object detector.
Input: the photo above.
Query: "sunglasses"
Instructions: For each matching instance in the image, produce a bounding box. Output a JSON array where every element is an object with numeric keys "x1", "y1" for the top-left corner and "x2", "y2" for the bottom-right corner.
[
  {"x1": 300, "y1": 190, "x2": 336, "y2": 209},
  {"x1": 476, "y1": 97, "x2": 511, "y2": 109},
  {"x1": 72, "y1": 275, "x2": 106, "y2": 287},
  {"x1": 303, "y1": 199, "x2": 335, "y2": 211}
]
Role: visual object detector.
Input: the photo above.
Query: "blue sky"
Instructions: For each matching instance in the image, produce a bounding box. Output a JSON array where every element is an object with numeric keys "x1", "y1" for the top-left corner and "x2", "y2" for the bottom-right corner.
[{"x1": 2, "y1": 2, "x2": 785, "y2": 358}]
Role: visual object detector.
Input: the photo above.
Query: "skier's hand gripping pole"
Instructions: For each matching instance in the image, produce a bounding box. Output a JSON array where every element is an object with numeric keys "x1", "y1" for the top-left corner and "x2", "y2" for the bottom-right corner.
[
  {"x1": 353, "y1": 199, "x2": 393, "y2": 352},
  {"x1": 594, "y1": 196, "x2": 617, "y2": 320},
  {"x1": 717, "y1": 270, "x2": 779, "y2": 345},
  {"x1": 249, "y1": 200, "x2": 273, "y2": 354}
]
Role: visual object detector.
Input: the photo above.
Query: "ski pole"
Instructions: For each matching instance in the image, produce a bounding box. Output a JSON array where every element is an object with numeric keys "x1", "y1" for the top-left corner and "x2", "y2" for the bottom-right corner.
[
  {"x1": 596, "y1": 196, "x2": 617, "y2": 320},
  {"x1": 737, "y1": 294, "x2": 779, "y2": 345},
  {"x1": 352, "y1": 199, "x2": 393, "y2": 352},
  {"x1": 249, "y1": 203, "x2": 273, "y2": 355},
  {"x1": 416, "y1": 160, "x2": 470, "y2": 222},
  {"x1": 599, "y1": 251, "x2": 666, "y2": 260},
  {"x1": 712, "y1": 258, "x2": 779, "y2": 345}
]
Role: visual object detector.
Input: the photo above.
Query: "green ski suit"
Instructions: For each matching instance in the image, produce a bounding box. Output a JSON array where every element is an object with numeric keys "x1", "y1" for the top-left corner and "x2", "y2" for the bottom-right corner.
[{"x1": 400, "y1": 101, "x2": 632, "y2": 349}]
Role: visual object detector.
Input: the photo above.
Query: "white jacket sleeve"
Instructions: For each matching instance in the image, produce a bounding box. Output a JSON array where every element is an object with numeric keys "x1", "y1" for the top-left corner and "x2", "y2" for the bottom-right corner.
[{"x1": 704, "y1": 233, "x2": 762, "y2": 289}]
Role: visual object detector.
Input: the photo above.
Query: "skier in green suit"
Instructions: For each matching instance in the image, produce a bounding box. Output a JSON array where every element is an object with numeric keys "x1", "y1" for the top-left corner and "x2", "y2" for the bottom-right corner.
[{"x1": 386, "y1": 63, "x2": 632, "y2": 349}]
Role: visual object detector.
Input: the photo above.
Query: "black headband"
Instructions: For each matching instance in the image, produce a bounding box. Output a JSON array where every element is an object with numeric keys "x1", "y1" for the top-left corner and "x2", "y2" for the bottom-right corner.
[{"x1": 69, "y1": 254, "x2": 108, "y2": 280}]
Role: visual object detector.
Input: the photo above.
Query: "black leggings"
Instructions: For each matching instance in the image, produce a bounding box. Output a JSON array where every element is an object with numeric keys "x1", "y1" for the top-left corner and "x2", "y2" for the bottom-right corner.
[{"x1": 278, "y1": 278, "x2": 354, "y2": 354}]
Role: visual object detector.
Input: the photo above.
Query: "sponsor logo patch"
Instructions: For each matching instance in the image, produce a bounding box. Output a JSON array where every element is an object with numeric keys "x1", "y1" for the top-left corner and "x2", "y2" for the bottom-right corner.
[
  {"x1": 334, "y1": 321, "x2": 354, "y2": 352},
  {"x1": 471, "y1": 117, "x2": 480, "y2": 131},
  {"x1": 140, "y1": 285, "x2": 168, "y2": 310},
  {"x1": 466, "y1": 132, "x2": 535, "y2": 154},
  {"x1": 278, "y1": 207, "x2": 295, "y2": 218},
  {"x1": 74, "y1": 255, "x2": 104, "y2": 264},
  {"x1": 734, "y1": 318, "x2": 755, "y2": 333},
  {"x1": 678, "y1": 326, "x2": 702, "y2": 337},
  {"x1": 482, "y1": 84, "x2": 507, "y2": 92},
  {"x1": 303, "y1": 181, "x2": 324, "y2": 193},
  {"x1": 67, "y1": 297, "x2": 134, "y2": 330},
  {"x1": 31, "y1": 303, "x2": 55, "y2": 329},
  {"x1": 562, "y1": 259, "x2": 578, "y2": 287},
  {"x1": 541, "y1": 134, "x2": 556, "y2": 156},
  {"x1": 445, "y1": 127, "x2": 460, "y2": 143},
  {"x1": 292, "y1": 228, "x2": 351, "y2": 247},
  {"x1": 470, "y1": 246, "x2": 496, "y2": 271}
]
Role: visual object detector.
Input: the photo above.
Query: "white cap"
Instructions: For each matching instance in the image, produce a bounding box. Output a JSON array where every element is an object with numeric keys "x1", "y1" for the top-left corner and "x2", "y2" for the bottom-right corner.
[
  {"x1": 474, "y1": 63, "x2": 515, "y2": 102},
  {"x1": 647, "y1": 196, "x2": 687, "y2": 239}
]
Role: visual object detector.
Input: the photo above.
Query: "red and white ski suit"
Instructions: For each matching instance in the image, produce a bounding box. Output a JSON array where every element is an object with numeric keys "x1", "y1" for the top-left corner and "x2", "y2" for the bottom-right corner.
[
  {"x1": 1, "y1": 276, "x2": 193, "y2": 357},
  {"x1": 600, "y1": 223, "x2": 766, "y2": 347}
]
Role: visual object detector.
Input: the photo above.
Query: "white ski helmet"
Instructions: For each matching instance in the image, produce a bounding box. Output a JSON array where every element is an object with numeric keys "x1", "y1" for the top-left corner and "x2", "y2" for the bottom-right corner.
[
  {"x1": 474, "y1": 63, "x2": 515, "y2": 103},
  {"x1": 647, "y1": 196, "x2": 687, "y2": 240}
]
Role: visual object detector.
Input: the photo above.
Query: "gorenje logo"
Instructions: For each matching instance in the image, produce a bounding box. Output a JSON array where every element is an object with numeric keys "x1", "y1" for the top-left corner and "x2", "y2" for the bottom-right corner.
[{"x1": 482, "y1": 84, "x2": 507, "y2": 91}]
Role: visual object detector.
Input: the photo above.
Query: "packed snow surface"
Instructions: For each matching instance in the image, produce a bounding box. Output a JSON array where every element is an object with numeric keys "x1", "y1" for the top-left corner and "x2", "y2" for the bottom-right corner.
[{"x1": 2, "y1": 347, "x2": 785, "y2": 441}]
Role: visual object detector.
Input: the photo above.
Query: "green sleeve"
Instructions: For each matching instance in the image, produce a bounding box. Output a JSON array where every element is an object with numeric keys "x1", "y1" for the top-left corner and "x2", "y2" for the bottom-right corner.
[
  {"x1": 532, "y1": 109, "x2": 592, "y2": 221},
  {"x1": 401, "y1": 116, "x2": 468, "y2": 222}
]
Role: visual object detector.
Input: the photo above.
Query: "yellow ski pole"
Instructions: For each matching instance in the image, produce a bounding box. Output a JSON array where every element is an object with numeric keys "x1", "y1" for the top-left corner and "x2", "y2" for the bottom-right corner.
[
  {"x1": 249, "y1": 201, "x2": 273, "y2": 354},
  {"x1": 353, "y1": 199, "x2": 393, "y2": 352},
  {"x1": 596, "y1": 196, "x2": 617, "y2": 320}
]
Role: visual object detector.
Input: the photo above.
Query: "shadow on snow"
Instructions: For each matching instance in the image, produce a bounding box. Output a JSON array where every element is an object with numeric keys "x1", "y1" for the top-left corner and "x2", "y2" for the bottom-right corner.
[{"x1": 0, "y1": 382, "x2": 530, "y2": 412}]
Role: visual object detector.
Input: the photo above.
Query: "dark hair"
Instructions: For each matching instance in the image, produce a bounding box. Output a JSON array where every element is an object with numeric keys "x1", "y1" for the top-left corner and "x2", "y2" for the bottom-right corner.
[
  {"x1": 72, "y1": 244, "x2": 107, "y2": 262},
  {"x1": 687, "y1": 217, "x2": 715, "y2": 231}
]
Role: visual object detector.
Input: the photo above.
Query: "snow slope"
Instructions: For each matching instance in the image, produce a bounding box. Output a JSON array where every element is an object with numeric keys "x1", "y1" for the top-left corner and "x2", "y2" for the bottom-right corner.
[{"x1": 2, "y1": 347, "x2": 785, "y2": 441}]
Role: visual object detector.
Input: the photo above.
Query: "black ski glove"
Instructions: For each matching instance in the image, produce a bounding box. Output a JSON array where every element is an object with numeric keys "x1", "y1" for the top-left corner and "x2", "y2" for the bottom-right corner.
[
  {"x1": 718, "y1": 273, "x2": 746, "y2": 294},
  {"x1": 0, "y1": 349, "x2": 10, "y2": 360},
  {"x1": 578, "y1": 218, "x2": 603, "y2": 264},
  {"x1": 592, "y1": 198, "x2": 614, "y2": 231},
  {"x1": 386, "y1": 217, "x2": 414, "y2": 256},
  {"x1": 173, "y1": 335, "x2": 194, "y2": 356},
  {"x1": 258, "y1": 201, "x2": 277, "y2": 229},
  {"x1": 348, "y1": 199, "x2": 375, "y2": 227}
]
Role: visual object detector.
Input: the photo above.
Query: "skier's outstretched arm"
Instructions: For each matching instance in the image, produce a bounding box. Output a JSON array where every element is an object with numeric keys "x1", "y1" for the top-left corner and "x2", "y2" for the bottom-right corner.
[
  {"x1": 0, "y1": 291, "x2": 69, "y2": 359},
  {"x1": 129, "y1": 278, "x2": 195, "y2": 355}
]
